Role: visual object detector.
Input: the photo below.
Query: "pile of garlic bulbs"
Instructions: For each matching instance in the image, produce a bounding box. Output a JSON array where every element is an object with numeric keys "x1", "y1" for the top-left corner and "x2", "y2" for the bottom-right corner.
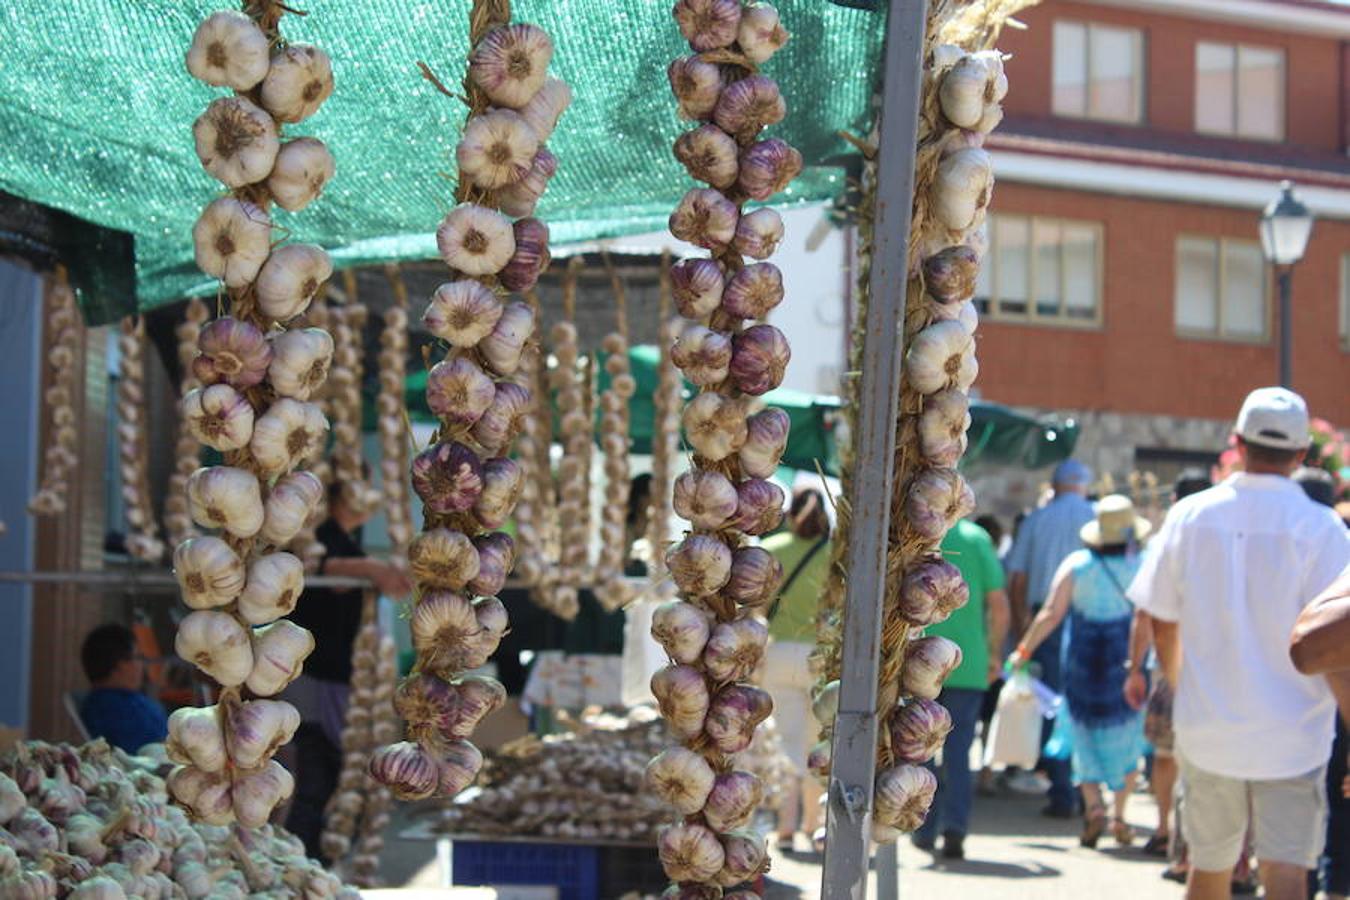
[
  {"x1": 168, "y1": 4, "x2": 338, "y2": 826},
  {"x1": 646, "y1": 2, "x2": 799, "y2": 895},
  {"x1": 0, "y1": 738, "x2": 357, "y2": 899},
  {"x1": 368, "y1": 4, "x2": 570, "y2": 800},
  {"x1": 116, "y1": 316, "x2": 167, "y2": 562},
  {"x1": 811, "y1": 15, "x2": 1008, "y2": 843},
  {"x1": 166, "y1": 298, "x2": 211, "y2": 548},
  {"x1": 28, "y1": 271, "x2": 83, "y2": 517}
]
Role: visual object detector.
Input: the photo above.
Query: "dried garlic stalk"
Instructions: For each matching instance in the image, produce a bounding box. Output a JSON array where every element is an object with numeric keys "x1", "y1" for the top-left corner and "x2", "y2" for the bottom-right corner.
[
  {"x1": 592, "y1": 257, "x2": 636, "y2": 611},
  {"x1": 378, "y1": 267, "x2": 415, "y2": 562},
  {"x1": 29, "y1": 270, "x2": 84, "y2": 517},
  {"x1": 117, "y1": 316, "x2": 166, "y2": 562},
  {"x1": 166, "y1": 298, "x2": 211, "y2": 547}
]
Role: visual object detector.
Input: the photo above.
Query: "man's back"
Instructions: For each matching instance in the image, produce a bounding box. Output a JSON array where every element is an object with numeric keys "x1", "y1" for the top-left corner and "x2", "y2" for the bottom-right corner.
[
  {"x1": 1130, "y1": 473, "x2": 1350, "y2": 779},
  {"x1": 1007, "y1": 492, "x2": 1095, "y2": 610}
]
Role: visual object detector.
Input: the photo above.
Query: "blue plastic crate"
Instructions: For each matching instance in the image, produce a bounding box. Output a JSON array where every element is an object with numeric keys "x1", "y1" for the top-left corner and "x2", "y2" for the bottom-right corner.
[{"x1": 452, "y1": 840, "x2": 600, "y2": 900}]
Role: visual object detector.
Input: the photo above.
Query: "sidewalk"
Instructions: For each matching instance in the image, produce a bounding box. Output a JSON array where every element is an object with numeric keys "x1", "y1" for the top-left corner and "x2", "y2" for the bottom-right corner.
[{"x1": 763, "y1": 788, "x2": 1182, "y2": 898}]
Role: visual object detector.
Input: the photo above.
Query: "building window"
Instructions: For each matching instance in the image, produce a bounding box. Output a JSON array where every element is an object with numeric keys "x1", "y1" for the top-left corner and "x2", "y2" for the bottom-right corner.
[
  {"x1": 974, "y1": 215, "x2": 1102, "y2": 324},
  {"x1": 1195, "y1": 42, "x2": 1284, "y2": 140},
  {"x1": 1174, "y1": 236, "x2": 1267, "y2": 340},
  {"x1": 1052, "y1": 20, "x2": 1145, "y2": 123}
]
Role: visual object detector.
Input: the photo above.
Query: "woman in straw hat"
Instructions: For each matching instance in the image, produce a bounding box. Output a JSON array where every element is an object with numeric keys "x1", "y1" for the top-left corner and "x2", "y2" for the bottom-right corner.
[{"x1": 1008, "y1": 495, "x2": 1151, "y2": 849}]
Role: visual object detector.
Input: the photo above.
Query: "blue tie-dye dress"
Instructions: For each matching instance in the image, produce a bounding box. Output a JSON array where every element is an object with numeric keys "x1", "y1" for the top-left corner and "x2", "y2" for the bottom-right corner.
[{"x1": 1060, "y1": 548, "x2": 1147, "y2": 790}]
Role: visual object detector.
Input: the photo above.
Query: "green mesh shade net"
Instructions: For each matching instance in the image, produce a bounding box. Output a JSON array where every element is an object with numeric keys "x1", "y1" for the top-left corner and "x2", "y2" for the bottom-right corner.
[{"x1": 0, "y1": 1, "x2": 884, "y2": 323}]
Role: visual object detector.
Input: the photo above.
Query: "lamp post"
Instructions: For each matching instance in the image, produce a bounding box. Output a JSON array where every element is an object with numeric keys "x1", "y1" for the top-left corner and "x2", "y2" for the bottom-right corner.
[{"x1": 1259, "y1": 180, "x2": 1314, "y2": 388}]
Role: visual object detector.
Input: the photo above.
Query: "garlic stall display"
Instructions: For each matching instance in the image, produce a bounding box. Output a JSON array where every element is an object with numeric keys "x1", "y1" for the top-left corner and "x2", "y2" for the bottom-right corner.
[
  {"x1": 368, "y1": 2, "x2": 569, "y2": 798},
  {"x1": 29, "y1": 270, "x2": 84, "y2": 517},
  {"x1": 593, "y1": 260, "x2": 636, "y2": 612},
  {"x1": 810, "y1": 1, "x2": 1020, "y2": 844},
  {"x1": 117, "y1": 316, "x2": 167, "y2": 562},
  {"x1": 0, "y1": 738, "x2": 358, "y2": 899},
  {"x1": 648, "y1": 2, "x2": 798, "y2": 894},
  {"x1": 169, "y1": 2, "x2": 338, "y2": 826},
  {"x1": 378, "y1": 266, "x2": 415, "y2": 561},
  {"x1": 166, "y1": 298, "x2": 211, "y2": 547}
]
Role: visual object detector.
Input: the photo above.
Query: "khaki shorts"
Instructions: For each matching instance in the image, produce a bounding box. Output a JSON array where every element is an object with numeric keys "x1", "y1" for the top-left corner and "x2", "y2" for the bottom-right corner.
[{"x1": 1179, "y1": 754, "x2": 1327, "y2": 871}]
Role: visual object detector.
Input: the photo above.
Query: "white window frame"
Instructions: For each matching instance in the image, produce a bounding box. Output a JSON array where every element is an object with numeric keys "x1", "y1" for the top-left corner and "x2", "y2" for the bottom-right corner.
[
  {"x1": 1174, "y1": 235, "x2": 1270, "y2": 342},
  {"x1": 1193, "y1": 41, "x2": 1286, "y2": 141},
  {"x1": 975, "y1": 214, "x2": 1105, "y2": 327},
  {"x1": 1052, "y1": 20, "x2": 1146, "y2": 124}
]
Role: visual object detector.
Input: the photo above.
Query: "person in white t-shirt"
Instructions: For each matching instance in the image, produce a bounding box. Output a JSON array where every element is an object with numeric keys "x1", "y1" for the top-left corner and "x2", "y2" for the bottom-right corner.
[{"x1": 1128, "y1": 387, "x2": 1350, "y2": 900}]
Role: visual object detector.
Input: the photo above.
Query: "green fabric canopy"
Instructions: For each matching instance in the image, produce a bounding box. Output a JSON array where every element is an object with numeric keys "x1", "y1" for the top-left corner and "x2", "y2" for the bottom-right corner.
[
  {"x1": 403, "y1": 345, "x2": 1079, "y2": 474},
  {"x1": 0, "y1": 1, "x2": 884, "y2": 322}
]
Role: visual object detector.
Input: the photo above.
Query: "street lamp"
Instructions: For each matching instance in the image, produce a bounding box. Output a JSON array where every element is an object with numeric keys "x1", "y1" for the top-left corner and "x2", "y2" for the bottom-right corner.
[{"x1": 1259, "y1": 180, "x2": 1314, "y2": 388}]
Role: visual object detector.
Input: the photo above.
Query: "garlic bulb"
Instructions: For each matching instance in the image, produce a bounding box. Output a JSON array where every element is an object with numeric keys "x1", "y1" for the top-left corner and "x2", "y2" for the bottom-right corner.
[
  {"x1": 666, "y1": 534, "x2": 733, "y2": 598},
  {"x1": 519, "y1": 77, "x2": 572, "y2": 143},
  {"x1": 467, "y1": 532, "x2": 514, "y2": 597},
  {"x1": 669, "y1": 188, "x2": 738, "y2": 251},
  {"x1": 259, "y1": 470, "x2": 323, "y2": 547},
  {"x1": 702, "y1": 771, "x2": 763, "y2": 832},
  {"x1": 458, "y1": 110, "x2": 539, "y2": 190},
  {"x1": 722, "y1": 262, "x2": 784, "y2": 320},
  {"x1": 237, "y1": 552, "x2": 306, "y2": 625},
  {"x1": 478, "y1": 302, "x2": 535, "y2": 376},
  {"x1": 889, "y1": 698, "x2": 954, "y2": 764},
  {"x1": 682, "y1": 392, "x2": 747, "y2": 461},
  {"x1": 671, "y1": 324, "x2": 732, "y2": 386},
  {"x1": 651, "y1": 600, "x2": 714, "y2": 665},
  {"x1": 437, "y1": 739, "x2": 485, "y2": 797},
  {"x1": 702, "y1": 617, "x2": 768, "y2": 683},
  {"x1": 175, "y1": 611, "x2": 253, "y2": 687},
  {"x1": 732, "y1": 207, "x2": 786, "y2": 261},
  {"x1": 939, "y1": 51, "x2": 1007, "y2": 133},
  {"x1": 268, "y1": 137, "x2": 336, "y2": 212},
  {"x1": 423, "y1": 280, "x2": 504, "y2": 348},
  {"x1": 412, "y1": 442, "x2": 485, "y2": 515},
  {"x1": 247, "y1": 620, "x2": 315, "y2": 697},
  {"x1": 173, "y1": 536, "x2": 245, "y2": 610},
  {"x1": 723, "y1": 546, "x2": 783, "y2": 607},
  {"x1": 900, "y1": 636, "x2": 964, "y2": 701},
  {"x1": 185, "y1": 10, "x2": 269, "y2": 90},
  {"x1": 192, "y1": 198, "x2": 271, "y2": 288},
  {"x1": 713, "y1": 75, "x2": 786, "y2": 142},
  {"x1": 873, "y1": 764, "x2": 938, "y2": 833},
  {"x1": 473, "y1": 458, "x2": 524, "y2": 530},
  {"x1": 180, "y1": 384, "x2": 254, "y2": 452},
  {"x1": 899, "y1": 556, "x2": 969, "y2": 626},
  {"x1": 249, "y1": 398, "x2": 329, "y2": 477},
  {"x1": 667, "y1": 56, "x2": 723, "y2": 121},
  {"x1": 674, "y1": 124, "x2": 739, "y2": 190},
  {"x1": 260, "y1": 44, "x2": 334, "y2": 123},
  {"x1": 496, "y1": 147, "x2": 557, "y2": 218},
  {"x1": 194, "y1": 316, "x2": 272, "y2": 389},
  {"x1": 673, "y1": 0, "x2": 740, "y2": 50},
  {"x1": 933, "y1": 147, "x2": 994, "y2": 233},
  {"x1": 737, "y1": 4, "x2": 790, "y2": 63},
  {"x1": 906, "y1": 319, "x2": 977, "y2": 395},
  {"x1": 904, "y1": 467, "x2": 975, "y2": 542},
  {"x1": 645, "y1": 748, "x2": 715, "y2": 816},
  {"x1": 731, "y1": 478, "x2": 785, "y2": 535},
  {"x1": 268, "y1": 328, "x2": 334, "y2": 401},
  {"x1": 704, "y1": 684, "x2": 773, "y2": 753},
  {"x1": 739, "y1": 406, "x2": 790, "y2": 478},
  {"x1": 917, "y1": 387, "x2": 971, "y2": 466},
  {"x1": 498, "y1": 217, "x2": 550, "y2": 293},
  {"x1": 438, "y1": 204, "x2": 517, "y2": 276},
  {"x1": 672, "y1": 470, "x2": 739, "y2": 530},
  {"x1": 714, "y1": 830, "x2": 769, "y2": 888},
  {"x1": 670, "y1": 258, "x2": 725, "y2": 320},
  {"x1": 186, "y1": 466, "x2": 264, "y2": 538},
  {"x1": 166, "y1": 706, "x2": 228, "y2": 772},
  {"x1": 255, "y1": 244, "x2": 333, "y2": 323},
  {"x1": 193, "y1": 97, "x2": 279, "y2": 188},
  {"x1": 425, "y1": 357, "x2": 496, "y2": 427},
  {"x1": 924, "y1": 244, "x2": 981, "y2": 305},
  {"x1": 226, "y1": 700, "x2": 301, "y2": 769},
  {"x1": 469, "y1": 24, "x2": 553, "y2": 109},
  {"x1": 471, "y1": 382, "x2": 532, "y2": 453},
  {"x1": 232, "y1": 760, "x2": 295, "y2": 828},
  {"x1": 407, "y1": 528, "x2": 481, "y2": 591},
  {"x1": 658, "y1": 823, "x2": 726, "y2": 884},
  {"x1": 651, "y1": 665, "x2": 711, "y2": 739},
  {"x1": 728, "y1": 323, "x2": 790, "y2": 395}
]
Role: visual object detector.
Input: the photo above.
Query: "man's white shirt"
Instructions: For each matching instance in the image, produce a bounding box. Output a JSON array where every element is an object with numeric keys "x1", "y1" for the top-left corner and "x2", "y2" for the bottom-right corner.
[{"x1": 1128, "y1": 473, "x2": 1350, "y2": 779}]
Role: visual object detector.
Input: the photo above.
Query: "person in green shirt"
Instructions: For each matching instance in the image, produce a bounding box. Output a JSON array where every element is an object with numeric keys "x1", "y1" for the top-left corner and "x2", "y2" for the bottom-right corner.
[
  {"x1": 762, "y1": 488, "x2": 832, "y2": 851},
  {"x1": 912, "y1": 517, "x2": 1010, "y2": 860}
]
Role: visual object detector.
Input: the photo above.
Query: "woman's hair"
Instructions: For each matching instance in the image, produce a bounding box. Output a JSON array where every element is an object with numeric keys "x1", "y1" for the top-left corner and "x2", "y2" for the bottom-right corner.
[
  {"x1": 790, "y1": 488, "x2": 829, "y2": 540},
  {"x1": 1092, "y1": 543, "x2": 1129, "y2": 557},
  {"x1": 974, "y1": 514, "x2": 1004, "y2": 546}
]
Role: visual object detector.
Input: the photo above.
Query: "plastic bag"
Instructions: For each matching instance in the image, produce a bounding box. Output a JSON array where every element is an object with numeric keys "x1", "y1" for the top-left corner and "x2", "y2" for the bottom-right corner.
[{"x1": 983, "y1": 670, "x2": 1044, "y2": 769}]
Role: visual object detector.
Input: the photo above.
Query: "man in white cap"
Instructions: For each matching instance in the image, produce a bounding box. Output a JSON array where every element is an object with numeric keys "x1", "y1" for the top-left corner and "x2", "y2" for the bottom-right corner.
[
  {"x1": 1129, "y1": 387, "x2": 1350, "y2": 900},
  {"x1": 1005, "y1": 457, "x2": 1095, "y2": 814}
]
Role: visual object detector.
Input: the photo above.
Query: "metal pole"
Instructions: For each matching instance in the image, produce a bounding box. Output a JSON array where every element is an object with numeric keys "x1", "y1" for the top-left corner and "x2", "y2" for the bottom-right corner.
[
  {"x1": 820, "y1": 0, "x2": 927, "y2": 897},
  {"x1": 1278, "y1": 267, "x2": 1293, "y2": 388}
]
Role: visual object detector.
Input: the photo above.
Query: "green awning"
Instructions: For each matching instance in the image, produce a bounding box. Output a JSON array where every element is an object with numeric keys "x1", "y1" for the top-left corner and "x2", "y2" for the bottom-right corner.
[
  {"x1": 0, "y1": 1, "x2": 884, "y2": 322},
  {"x1": 402, "y1": 345, "x2": 1077, "y2": 475}
]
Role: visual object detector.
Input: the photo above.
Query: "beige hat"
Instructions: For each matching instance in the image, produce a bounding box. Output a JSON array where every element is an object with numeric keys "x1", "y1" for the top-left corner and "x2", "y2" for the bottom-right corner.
[{"x1": 1080, "y1": 494, "x2": 1152, "y2": 548}]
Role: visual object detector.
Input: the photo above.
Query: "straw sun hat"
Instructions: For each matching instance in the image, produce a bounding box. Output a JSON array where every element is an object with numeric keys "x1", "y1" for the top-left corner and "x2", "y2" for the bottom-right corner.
[{"x1": 1080, "y1": 494, "x2": 1152, "y2": 548}]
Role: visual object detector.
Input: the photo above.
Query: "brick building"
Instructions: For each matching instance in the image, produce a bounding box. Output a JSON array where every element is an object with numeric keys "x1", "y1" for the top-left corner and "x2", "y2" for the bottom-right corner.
[{"x1": 966, "y1": 0, "x2": 1350, "y2": 512}]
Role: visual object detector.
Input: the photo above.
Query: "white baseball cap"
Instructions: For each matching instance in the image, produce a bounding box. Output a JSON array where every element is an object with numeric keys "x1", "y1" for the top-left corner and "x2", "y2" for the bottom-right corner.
[{"x1": 1235, "y1": 387, "x2": 1310, "y2": 450}]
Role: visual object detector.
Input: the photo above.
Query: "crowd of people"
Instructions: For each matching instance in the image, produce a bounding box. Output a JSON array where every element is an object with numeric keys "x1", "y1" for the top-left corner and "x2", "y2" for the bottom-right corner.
[{"x1": 909, "y1": 386, "x2": 1350, "y2": 900}]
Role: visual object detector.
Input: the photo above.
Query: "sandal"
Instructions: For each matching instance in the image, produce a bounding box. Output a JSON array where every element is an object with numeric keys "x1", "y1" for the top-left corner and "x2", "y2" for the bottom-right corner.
[
  {"x1": 1141, "y1": 833, "x2": 1168, "y2": 857},
  {"x1": 1079, "y1": 806, "x2": 1107, "y2": 848},
  {"x1": 1111, "y1": 817, "x2": 1134, "y2": 847}
]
